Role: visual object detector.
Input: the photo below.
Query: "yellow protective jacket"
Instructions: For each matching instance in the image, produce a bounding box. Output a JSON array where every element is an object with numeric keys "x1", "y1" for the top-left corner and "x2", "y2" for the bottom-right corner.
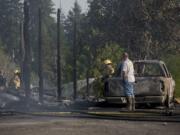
[
  {"x1": 102, "y1": 64, "x2": 114, "y2": 78},
  {"x1": 13, "y1": 75, "x2": 21, "y2": 89}
]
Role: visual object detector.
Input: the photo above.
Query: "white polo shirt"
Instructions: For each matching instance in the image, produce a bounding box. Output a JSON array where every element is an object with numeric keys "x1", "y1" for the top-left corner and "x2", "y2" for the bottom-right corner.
[{"x1": 122, "y1": 59, "x2": 135, "y2": 82}]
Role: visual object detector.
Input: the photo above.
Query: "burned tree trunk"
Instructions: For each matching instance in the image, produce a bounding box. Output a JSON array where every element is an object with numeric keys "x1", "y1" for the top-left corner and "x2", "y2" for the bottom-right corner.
[
  {"x1": 57, "y1": 9, "x2": 62, "y2": 101},
  {"x1": 73, "y1": 8, "x2": 77, "y2": 100},
  {"x1": 19, "y1": 22, "x2": 25, "y2": 89},
  {"x1": 38, "y1": 8, "x2": 44, "y2": 103},
  {"x1": 23, "y1": 1, "x2": 31, "y2": 101},
  {"x1": 86, "y1": 69, "x2": 89, "y2": 98}
]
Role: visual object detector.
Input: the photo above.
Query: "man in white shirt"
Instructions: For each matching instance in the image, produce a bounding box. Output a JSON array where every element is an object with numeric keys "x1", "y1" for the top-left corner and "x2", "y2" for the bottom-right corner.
[{"x1": 121, "y1": 52, "x2": 135, "y2": 111}]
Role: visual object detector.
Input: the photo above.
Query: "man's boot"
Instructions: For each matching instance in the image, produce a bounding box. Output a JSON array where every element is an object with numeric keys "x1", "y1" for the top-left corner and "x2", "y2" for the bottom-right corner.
[
  {"x1": 132, "y1": 96, "x2": 136, "y2": 111},
  {"x1": 126, "y1": 96, "x2": 132, "y2": 111}
]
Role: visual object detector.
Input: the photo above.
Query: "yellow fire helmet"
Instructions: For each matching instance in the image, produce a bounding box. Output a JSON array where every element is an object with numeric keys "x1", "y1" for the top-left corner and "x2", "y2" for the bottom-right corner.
[
  {"x1": 14, "y1": 69, "x2": 20, "y2": 74},
  {"x1": 104, "y1": 59, "x2": 112, "y2": 65}
]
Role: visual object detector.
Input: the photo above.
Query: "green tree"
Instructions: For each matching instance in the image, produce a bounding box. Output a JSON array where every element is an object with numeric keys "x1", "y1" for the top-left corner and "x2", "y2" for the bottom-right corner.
[
  {"x1": 63, "y1": 1, "x2": 125, "y2": 82},
  {"x1": 164, "y1": 54, "x2": 180, "y2": 97},
  {"x1": 63, "y1": 1, "x2": 86, "y2": 83},
  {"x1": 87, "y1": 0, "x2": 180, "y2": 59},
  {"x1": 28, "y1": 0, "x2": 57, "y2": 84},
  {"x1": 0, "y1": 0, "x2": 22, "y2": 60},
  {"x1": 90, "y1": 43, "x2": 123, "y2": 77},
  {"x1": 0, "y1": 44, "x2": 17, "y2": 83}
]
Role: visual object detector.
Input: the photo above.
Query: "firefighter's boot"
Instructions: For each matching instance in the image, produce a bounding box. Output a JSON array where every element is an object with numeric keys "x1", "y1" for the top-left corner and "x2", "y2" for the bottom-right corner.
[
  {"x1": 126, "y1": 96, "x2": 132, "y2": 111},
  {"x1": 132, "y1": 97, "x2": 136, "y2": 111}
]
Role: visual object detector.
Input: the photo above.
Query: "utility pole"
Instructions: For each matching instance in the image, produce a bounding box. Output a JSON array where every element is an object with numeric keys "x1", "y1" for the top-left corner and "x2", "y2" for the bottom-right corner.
[
  {"x1": 57, "y1": 8, "x2": 62, "y2": 101},
  {"x1": 73, "y1": 1, "x2": 78, "y2": 100},
  {"x1": 38, "y1": 8, "x2": 44, "y2": 103},
  {"x1": 23, "y1": 1, "x2": 31, "y2": 101}
]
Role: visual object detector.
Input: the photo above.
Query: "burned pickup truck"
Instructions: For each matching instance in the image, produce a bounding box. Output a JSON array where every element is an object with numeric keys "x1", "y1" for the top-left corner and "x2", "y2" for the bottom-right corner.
[{"x1": 105, "y1": 60, "x2": 175, "y2": 108}]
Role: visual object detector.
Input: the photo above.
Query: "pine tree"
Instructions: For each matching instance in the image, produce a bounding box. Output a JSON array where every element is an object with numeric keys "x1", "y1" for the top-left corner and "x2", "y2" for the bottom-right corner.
[{"x1": 0, "y1": 0, "x2": 22, "y2": 60}]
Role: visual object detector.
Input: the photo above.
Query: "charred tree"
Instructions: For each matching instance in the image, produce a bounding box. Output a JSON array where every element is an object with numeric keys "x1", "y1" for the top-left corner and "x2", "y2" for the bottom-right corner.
[
  {"x1": 73, "y1": 6, "x2": 77, "y2": 100},
  {"x1": 19, "y1": 22, "x2": 25, "y2": 89},
  {"x1": 23, "y1": 1, "x2": 31, "y2": 101},
  {"x1": 38, "y1": 8, "x2": 44, "y2": 103},
  {"x1": 57, "y1": 8, "x2": 62, "y2": 101},
  {"x1": 86, "y1": 69, "x2": 89, "y2": 98}
]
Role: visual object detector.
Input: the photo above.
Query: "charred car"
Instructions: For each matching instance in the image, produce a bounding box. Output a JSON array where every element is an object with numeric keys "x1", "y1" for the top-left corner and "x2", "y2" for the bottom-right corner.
[{"x1": 105, "y1": 60, "x2": 175, "y2": 108}]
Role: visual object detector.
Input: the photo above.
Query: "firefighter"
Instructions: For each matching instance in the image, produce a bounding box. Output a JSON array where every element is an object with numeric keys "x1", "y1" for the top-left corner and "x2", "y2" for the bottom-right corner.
[
  {"x1": 9, "y1": 70, "x2": 21, "y2": 90},
  {"x1": 14, "y1": 70, "x2": 21, "y2": 90},
  {"x1": 102, "y1": 59, "x2": 114, "y2": 79},
  {"x1": 102, "y1": 59, "x2": 114, "y2": 96},
  {"x1": 92, "y1": 59, "x2": 114, "y2": 99}
]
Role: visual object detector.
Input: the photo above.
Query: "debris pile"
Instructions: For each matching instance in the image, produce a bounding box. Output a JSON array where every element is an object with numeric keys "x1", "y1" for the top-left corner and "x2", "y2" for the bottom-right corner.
[{"x1": 0, "y1": 78, "x2": 96, "y2": 112}]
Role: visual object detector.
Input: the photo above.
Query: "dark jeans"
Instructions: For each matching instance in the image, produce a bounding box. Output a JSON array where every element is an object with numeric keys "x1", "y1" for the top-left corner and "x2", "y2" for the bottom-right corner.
[{"x1": 104, "y1": 81, "x2": 109, "y2": 96}]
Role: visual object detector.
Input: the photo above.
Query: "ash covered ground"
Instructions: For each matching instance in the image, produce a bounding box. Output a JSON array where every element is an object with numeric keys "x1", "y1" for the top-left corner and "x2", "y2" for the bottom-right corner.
[{"x1": 0, "y1": 84, "x2": 180, "y2": 135}]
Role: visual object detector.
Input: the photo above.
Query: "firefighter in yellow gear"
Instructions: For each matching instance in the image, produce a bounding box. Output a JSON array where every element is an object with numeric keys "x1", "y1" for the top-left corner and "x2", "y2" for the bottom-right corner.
[
  {"x1": 93, "y1": 59, "x2": 115, "y2": 98},
  {"x1": 102, "y1": 59, "x2": 115, "y2": 79},
  {"x1": 102, "y1": 59, "x2": 114, "y2": 96},
  {"x1": 10, "y1": 70, "x2": 21, "y2": 90}
]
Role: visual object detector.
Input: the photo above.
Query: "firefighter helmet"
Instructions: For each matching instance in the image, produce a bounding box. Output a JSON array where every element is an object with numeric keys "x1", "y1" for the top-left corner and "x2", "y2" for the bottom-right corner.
[
  {"x1": 14, "y1": 70, "x2": 20, "y2": 74},
  {"x1": 104, "y1": 59, "x2": 112, "y2": 65}
]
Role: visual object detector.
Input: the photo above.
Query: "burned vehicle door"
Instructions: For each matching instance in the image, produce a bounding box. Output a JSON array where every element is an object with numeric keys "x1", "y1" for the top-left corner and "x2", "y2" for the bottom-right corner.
[{"x1": 160, "y1": 63, "x2": 175, "y2": 106}]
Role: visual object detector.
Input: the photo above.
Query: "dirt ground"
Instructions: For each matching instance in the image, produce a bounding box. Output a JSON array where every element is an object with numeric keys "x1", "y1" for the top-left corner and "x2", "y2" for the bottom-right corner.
[{"x1": 0, "y1": 116, "x2": 180, "y2": 135}]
